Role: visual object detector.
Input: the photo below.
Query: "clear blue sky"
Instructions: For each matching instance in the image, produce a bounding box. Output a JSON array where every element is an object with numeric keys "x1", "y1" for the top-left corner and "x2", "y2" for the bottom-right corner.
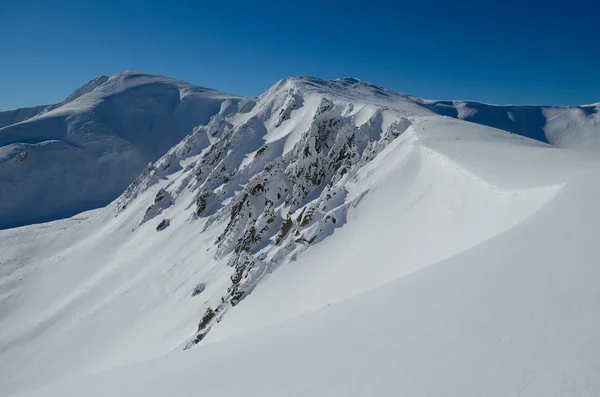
[{"x1": 1, "y1": 0, "x2": 598, "y2": 109}]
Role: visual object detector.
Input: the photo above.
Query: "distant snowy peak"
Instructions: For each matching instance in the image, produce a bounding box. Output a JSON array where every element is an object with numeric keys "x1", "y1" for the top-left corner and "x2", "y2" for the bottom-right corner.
[
  {"x1": 62, "y1": 75, "x2": 110, "y2": 104},
  {"x1": 34, "y1": 70, "x2": 238, "y2": 119},
  {"x1": 98, "y1": 70, "x2": 230, "y2": 97},
  {"x1": 2, "y1": 71, "x2": 233, "y2": 127},
  {"x1": 419, "y1": 98, "x2": 600, "y2": 149},
  {"x1": 0, "y1": 71, "x2": 241, "y2": 229},
  {"x1": 0, "y1": 104, "x2": 49, "y2": 129},
  {"x1": 266, "y1": 76, "x2": 414, "y2": 107},
  {"x1": 0, "y1": 76, "x2": 112, "y2": 126}
]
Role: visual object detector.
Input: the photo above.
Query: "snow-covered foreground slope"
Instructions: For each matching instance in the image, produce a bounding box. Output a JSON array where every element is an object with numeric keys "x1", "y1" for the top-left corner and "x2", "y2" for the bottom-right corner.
[
  {"x1": 1, "y1": 76, "x2": 600, "y2": 396},
  {"x1": 0, "y1": 71, "x2": 239, "y2": 229},
  {"x1": 11, "y1": 116, "x2": 600, "y2": 397},
  {"x1": 204, "y1": 118, "x2": 595, "y2": 343}
]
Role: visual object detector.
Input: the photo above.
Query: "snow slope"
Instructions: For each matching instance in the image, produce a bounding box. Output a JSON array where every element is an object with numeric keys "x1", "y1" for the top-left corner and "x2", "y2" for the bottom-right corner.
[
  {"x1": 0, "y1": 71, "x2": 240, "y2": 229},
  {"x1": 420, "y1": 98, "x2": 600, "y2": 148},
  {"x1": 204, "y1": 118, "x2": 594, "y2": 343},
  {"x1": 0, "y1": 106, "x2": 48, "y2": 129},
  {"x1": 274, "y1": 77, "x2": 600, "y2": 149},
  {"x1": 1, "y1": 75, "x2": 600, "y2": 396},
  {"x1": 2, "y1": 73, "x2": 597, "y2": 230},
  {"x1": 13, "y1": 112, "x2": 600, "y2": 397}
]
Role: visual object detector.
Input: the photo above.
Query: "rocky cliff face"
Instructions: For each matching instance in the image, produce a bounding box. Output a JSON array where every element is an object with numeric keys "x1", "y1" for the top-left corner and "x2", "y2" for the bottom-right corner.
[
  {"x1": 119, "y1": 76, "x2": 600, "y2": 347},
  {"x1": 116, "y1": 77, "x2": 420, "y2": 345}
]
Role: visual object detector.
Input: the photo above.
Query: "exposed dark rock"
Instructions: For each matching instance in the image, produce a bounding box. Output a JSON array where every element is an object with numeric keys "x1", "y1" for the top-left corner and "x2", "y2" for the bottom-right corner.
[
  {"x1": 276, "y1": 218, "x2": 293, "y2": 245},
  {"x1": 197, "y1": 307, "x2": 217, "y2": 332},
  {"x1": 192, "y1": 283, "x2": 206, "y2": 297},
  {"x1": 299, "y1": 206, "x2": 315, "y2": 227},
  {"x1": 230, "y1": 290, "x2": 244, "y2": 306},
  {"x1": 154, "y1": 188, "x2": 168, "y2": 204},
  {"x1": 156, "y1": 218, "x2": 170, "y2": 231},
  {"x1": 16, "y1": 151, "x2": 28, "y2": 162},
  {"x1": 255, "y1": 146, "x2": 268, "y2": 157},
  {"x1": 250, "y1": 183, "x2": 264, "y2": 196},
  {"x1": 195, "y1": 191, "x2": 214, "y2": 217}
]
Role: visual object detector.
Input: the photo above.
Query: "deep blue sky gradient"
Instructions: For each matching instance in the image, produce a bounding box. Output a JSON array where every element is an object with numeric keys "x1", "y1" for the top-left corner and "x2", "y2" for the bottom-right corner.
[{"x1": 1, "y1": 0, "x2": 598, "y2": 109}]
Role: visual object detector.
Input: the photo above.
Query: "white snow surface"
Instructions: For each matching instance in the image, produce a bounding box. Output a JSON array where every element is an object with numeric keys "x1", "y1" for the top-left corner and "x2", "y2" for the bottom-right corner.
[
  {"x1": 0, "y1": 70, "x2": 240, "y2": 229},
  {"x1": 543, "y1": 105, "x2": 600, "y2": 149},
  {"x1": 1, "y1": 75, "x2": 600, "y2": 397}
]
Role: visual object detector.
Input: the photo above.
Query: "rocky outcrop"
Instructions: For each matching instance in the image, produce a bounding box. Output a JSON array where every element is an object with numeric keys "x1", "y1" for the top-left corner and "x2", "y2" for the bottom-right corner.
[
  {"x1": 116, "y1": 77, "x2": 414, "y2": 347},
  {"x1": 155, "y1": 218, "x2": 170, "y2": 231}
]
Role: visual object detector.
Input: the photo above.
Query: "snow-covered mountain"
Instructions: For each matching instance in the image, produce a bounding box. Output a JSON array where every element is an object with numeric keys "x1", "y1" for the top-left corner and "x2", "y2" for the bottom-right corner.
[
  {"x1": 420, "y1": 97, "x2": 600, "y2": 149},
  {"x1": 2, "y1": 73, "x2": 597, "y2": 230},
  {"x1": 0, "y1": 105, "x2": 49, "y2": 129},
  {"x1": 0, "y1": 71, "x2": 240, "y2": 229},
  {"x1": 1, "y1": 74, "x2": 600, "y2": 397}
]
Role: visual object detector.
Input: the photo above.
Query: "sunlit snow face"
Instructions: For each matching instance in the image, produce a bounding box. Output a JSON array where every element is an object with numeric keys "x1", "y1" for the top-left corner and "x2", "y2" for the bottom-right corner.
[{"x1": 2, "y1": 73, "x2": 599, "y2": 397}]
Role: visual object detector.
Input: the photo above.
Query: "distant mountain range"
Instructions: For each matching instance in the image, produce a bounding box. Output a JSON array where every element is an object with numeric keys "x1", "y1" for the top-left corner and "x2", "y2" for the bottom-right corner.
[{"x1": 1, "y1": 72, "x2": 598, "y2": 229}]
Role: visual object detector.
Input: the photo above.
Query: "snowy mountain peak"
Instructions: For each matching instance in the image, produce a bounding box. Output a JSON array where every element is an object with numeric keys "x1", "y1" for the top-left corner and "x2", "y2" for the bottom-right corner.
[
  {"x1": 334, "y1": 76, "x2": 394, "y2": 92},
  {"x1": 2, "y1": 71, "x2": 600, "y2": 396},
  {"x1": 62, "y1": 75, "x2": 110, "y2": 104},
  {"x1": 268, "y1": 75, "x2": 410, "y2": 104},
  {"x1": 112, "y1": 74, "x2": 454, "y2": 348},
  {"x1": 0, "y1": 72, "x2": 241, "y2": 229}
]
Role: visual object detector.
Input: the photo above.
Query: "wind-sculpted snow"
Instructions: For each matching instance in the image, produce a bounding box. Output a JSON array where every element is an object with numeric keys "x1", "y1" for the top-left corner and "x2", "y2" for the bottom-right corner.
[
  {"x1": 21, "y1": 168, "x2": 600, "y2": 397},
  {"x1": 113, "y1": 76, "x2": 597, "y2": 349},
  {"x1": 1, "y1": 74, "x2": 600, "y2": 396},
  {"x1": 0, "y1": 71, "x2": 240, "y2": 229},
  {"x1": 0, "y1": 105, "x2": 48, "y2": 129},
  {"x1": 116, "y1": 79, "x2": 417, "y2": 346},
  {"x1": 3, "y1": 73, "x2": 599, "y2": 230}
]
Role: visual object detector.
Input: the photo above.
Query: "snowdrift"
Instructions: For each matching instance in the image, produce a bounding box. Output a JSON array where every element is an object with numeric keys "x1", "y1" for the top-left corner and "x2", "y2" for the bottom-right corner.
[{"x1": 1, "y1": 74, "x2": 600, "y2": 396}]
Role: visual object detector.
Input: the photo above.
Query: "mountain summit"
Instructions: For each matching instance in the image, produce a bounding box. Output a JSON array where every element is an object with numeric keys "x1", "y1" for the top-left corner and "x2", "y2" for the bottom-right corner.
[
  {"x1": 1, "y1": 72, "x2": 598, "y2": 229},
  {"x1": 1, "y1": 72, "x2": 600, "y2": 396},
  {"x1": 0, "y1": 71, "x2": 240, "y2": 229}
]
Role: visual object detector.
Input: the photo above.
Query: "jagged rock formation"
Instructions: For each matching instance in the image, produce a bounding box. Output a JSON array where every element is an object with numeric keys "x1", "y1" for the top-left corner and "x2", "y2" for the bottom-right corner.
[
  {"x1": 116, "y1": 77, "x2": 430, "y2": 345},
  {"x1": 115, "y1": 76, "x2": 600, "y2": 346}
]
